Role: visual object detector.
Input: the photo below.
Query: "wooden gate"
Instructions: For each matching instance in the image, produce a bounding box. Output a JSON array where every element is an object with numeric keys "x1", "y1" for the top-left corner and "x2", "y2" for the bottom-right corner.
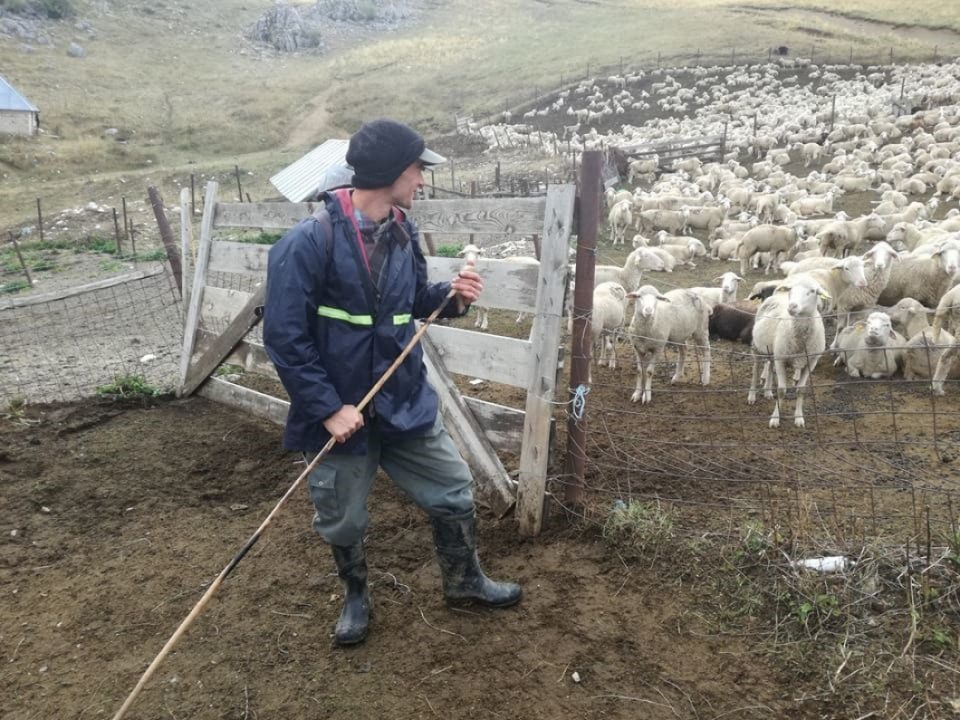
[{"x1": 178, "y1": 182, "x2": 575, "y2": 536}]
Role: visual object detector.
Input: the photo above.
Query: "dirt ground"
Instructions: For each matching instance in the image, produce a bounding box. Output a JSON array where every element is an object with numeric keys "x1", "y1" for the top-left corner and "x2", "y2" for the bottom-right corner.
[{"x1": 2, "y1": 395, "x2": 803, "y2": 720}]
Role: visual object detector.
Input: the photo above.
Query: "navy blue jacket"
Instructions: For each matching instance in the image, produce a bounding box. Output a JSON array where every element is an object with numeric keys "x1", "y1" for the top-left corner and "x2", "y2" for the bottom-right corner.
[{"x1": 263, "y1": 189, "x2": 465, "y2": 453}]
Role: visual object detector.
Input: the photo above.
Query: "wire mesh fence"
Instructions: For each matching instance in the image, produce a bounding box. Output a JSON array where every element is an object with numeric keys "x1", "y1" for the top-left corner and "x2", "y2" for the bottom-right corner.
[
  {"x1": 555, "y1": 323, "x2": 960, "y2": 555},
  {"x1": 0, "y1": 264, "x2": 183, "y2": 405}
]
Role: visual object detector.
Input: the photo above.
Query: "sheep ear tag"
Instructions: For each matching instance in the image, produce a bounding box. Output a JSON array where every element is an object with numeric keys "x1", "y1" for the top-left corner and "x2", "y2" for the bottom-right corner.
[
  {"x1": 818, "y1": 289, "x2": 832, "y2": 300},
  {"x1": 853, "y1": 321, "x2": 866, "y2": 332},
  {"x1": 775, "y1": 286, "x2": 789, "y2": 294}
]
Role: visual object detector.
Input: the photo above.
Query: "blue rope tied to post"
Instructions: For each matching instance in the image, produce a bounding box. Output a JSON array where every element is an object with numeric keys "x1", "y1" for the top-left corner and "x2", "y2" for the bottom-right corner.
[{"x1": 571, "y1": 383, "x2": 590, "y2": 421}]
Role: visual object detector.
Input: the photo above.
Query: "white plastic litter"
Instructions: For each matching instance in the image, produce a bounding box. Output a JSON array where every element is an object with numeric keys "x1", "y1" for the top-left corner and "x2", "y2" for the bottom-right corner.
[{"x1": 796, "y1": 556, "x2": 849, "y2": 573}]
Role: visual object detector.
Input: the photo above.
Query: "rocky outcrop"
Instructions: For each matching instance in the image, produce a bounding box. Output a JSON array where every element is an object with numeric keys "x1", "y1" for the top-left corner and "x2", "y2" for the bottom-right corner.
[{"x1": 248, "y1": 2, "x2": 322, "y2": 53}]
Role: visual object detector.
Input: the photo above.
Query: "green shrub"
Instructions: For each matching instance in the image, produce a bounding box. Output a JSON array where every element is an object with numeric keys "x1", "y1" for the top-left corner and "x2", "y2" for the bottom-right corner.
[
  {"x1": 0, "y1": 279, "x2": 29, "y2": 294},
  {"x1": 96, "y1": 375, "x2": 165, "y2": 398},
  {"x1": 436, "y1": 243, "x2": 463, "y2": 258}
]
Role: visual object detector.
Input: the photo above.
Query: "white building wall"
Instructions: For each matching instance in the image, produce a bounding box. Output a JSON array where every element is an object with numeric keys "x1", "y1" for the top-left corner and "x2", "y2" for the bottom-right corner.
[{"x1": 0, "y1": 111, "x2": 38, "y2": 136}]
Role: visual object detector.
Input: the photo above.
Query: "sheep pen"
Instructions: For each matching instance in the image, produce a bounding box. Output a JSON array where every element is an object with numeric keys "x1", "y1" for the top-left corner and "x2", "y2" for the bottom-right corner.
[{"x1": 9, "y1": 57, "x2": 960, "y2": 720}]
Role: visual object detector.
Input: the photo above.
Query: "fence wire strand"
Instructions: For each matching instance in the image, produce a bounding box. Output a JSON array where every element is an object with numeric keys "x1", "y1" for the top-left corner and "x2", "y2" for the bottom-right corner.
[
  {"x1": 0, "y1": 265, "x2": 183, "y2": 404},
  {"x1": 563, "y1": 327, "x2": 960, "y2": 552}
]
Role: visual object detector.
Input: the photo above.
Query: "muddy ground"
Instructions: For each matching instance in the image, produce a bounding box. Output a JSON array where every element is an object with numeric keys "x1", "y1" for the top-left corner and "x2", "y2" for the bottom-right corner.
[
  {"x1": 3, "y1": 367, "x2": 960, "y2": 719},
  {"x1": 2, "y1": 396, "x2": 798, "y2": 720}
]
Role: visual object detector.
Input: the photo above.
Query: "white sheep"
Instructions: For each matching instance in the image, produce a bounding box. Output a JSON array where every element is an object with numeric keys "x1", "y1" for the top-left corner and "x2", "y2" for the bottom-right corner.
[
  {"x1": 591, "y1": 281, "x2": 628, "y2": 372},
  {"x1": 658, "y1": 238, "x2": 702, "y2": 268},
  {"x1": 877, "y1": 238, "x2": 960, "y2": 307},
  {"x1": 789, "y1": 193, "x2": 835, "y2": 217},
  {"x1": 643, "y1": 246, "x2": 678, "y2": 272},
  {"x1": 627, "y1": 157, "x2": 659, "y2": 183},
  {"x1": 828, "y1": 242, "x2": 900, "y2": 338},
  {"x1": 638, "y1": 208, "x2": 687, "y2": 236},
  {"x1": 895, "y1": 297, "x2": 959, "y2": 385},
  {"x1": 687, "y1": 271, "x2": 744, "y2": 313},
  {"x1": 683, "y1": 205, "x2": 728, "y2": 235},
  {"x1": 930, "y1": 285, "x2": 960, "y2": 394},
  {"x1": 738, "y1": 224, "x2": 797, "y2": 276},
  {"x1": 748, "y1": 275, "x2": 829, "y2": 428},
  {"x1": 608, "y1": 199, "x2": 633, "y2": 246},
  {"x1": 832, "y1": 312, "x2": 904, "y2": 379},
  {"x1": 625, "y1": 285, "x2": 711, "y2": 404},
  {"x1": 593, "y1": 247, "x2": 665, "y2": 291}
]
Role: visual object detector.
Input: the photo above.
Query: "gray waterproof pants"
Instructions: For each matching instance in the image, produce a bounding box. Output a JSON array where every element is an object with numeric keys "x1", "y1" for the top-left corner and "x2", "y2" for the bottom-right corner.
[{"x1": 305, "y1": 412, "x2": 474, "y2": 546}]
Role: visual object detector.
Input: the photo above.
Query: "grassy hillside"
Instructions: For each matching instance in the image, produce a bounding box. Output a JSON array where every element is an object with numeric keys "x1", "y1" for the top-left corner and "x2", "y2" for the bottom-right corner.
[{"x1": 0, "y1": 0, "x2": 958, "y2": 223}]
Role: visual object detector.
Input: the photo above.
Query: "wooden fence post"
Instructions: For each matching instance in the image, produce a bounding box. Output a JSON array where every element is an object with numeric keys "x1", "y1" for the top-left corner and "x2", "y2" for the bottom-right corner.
[
  {"x1": 147, "y1": 185, "x2": 183, "y2": 295},
  {"x1": 564, "y1": 151, "x2": 600, "y2": 509},
  {"x1": 234, "y1": 165, "x2": 244, "y2": 202},
  {"x1": 122, "y1": 196, "x2": 130, "y2": 247},
  {"x1": 36, "y1": 198, "x2": 44, "y2": 244},
  {"x1": 517, "y1": 184, "x2": 576, "y2": 536},
  {"x1": 9, "y1": 232, "x2": 33, "y2": 288},
  {"x1": 113, "y1": 208, "x2": 123, "y2": 254}
]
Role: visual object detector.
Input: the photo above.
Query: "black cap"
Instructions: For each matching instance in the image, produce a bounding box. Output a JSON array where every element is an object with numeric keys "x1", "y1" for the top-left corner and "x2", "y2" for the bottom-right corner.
[{"x1": 346, "y1": 119, "x2": 447, "y2": 190}]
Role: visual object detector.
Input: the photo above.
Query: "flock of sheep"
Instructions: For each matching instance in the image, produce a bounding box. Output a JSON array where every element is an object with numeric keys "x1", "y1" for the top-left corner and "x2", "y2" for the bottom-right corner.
[{"x1": 467, "y1": 56, "x2": 960, "y2": 429}]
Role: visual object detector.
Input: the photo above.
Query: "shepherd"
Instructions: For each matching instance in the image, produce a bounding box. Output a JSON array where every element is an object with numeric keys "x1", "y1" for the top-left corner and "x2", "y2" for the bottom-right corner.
[{"x1": 263, "y1": 119, "x2": 522, "y2": 646}]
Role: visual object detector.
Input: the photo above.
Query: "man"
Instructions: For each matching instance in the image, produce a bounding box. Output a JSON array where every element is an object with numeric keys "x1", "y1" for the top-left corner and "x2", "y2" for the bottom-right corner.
[{"x1": 263, "y1": 119, "x2": 522, "y2": 647}]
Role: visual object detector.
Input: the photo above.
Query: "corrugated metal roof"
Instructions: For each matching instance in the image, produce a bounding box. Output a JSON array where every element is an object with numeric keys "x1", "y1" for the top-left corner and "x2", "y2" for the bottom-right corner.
[
  {"x1": 0, "y1": 75, "x2": 38, "y2": 112},
  {"x1": 270, "y1": 139, "x2": 351, "y2": 202}
]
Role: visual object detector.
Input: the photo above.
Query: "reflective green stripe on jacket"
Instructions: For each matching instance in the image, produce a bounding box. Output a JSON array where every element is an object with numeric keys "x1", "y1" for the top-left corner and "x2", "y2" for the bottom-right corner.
[{"x1": 318, "y1": 305, "x2": 411, "y2": 326}]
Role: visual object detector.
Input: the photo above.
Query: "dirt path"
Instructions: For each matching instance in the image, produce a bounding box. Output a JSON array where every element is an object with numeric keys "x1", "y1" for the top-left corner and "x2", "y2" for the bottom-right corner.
[{"x1": 285, "y1": 88, "x2": 340, "y2": 150}]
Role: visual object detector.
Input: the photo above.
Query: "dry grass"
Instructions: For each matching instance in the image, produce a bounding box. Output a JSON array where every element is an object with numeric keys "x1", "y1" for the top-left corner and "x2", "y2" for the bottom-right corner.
[{"x1": 0, "y1": 0, "x2": 958, "y2": 224}]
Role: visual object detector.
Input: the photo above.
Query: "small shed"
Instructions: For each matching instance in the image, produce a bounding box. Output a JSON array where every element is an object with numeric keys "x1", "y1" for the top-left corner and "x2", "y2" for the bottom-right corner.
[
  {"x1": 0, "y1": 75, "x2": 39, "y2": 136},
  {"x1": 269, "y1": 138, "x2": 350, "y2": 202}
]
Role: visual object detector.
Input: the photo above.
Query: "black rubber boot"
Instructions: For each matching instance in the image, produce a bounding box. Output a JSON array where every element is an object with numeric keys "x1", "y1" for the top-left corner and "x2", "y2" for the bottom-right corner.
[
  {"x1": 431, "y1": 510, "x2": 522, "y2": 608},
  {"x1": 330, "y1": 543, "x2": 370, "y2": 646}
]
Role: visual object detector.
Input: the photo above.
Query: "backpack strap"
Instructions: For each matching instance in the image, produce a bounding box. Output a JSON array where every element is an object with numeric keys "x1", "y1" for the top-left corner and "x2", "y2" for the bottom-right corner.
[{"x1": 312, "y1": 205, "x2": 335, "y2": 263}]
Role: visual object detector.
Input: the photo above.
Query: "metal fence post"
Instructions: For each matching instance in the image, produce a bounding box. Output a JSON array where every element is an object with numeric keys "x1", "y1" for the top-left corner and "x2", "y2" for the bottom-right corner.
[{"x1": 565, "y1": 150, "x2": 601, "y2": 508}]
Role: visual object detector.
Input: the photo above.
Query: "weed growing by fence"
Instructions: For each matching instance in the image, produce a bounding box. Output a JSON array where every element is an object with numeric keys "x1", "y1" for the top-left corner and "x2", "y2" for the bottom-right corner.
[
  {"x1": 601, "y1": 499, "x2": 676, "y2": 555},
  {"x1": 96, "y1": 375, "x2": 166, "y2": 399},
  {"x1": 436, "y1": 243, "x2": 464, "y2": 258},
  {"x1": 0, "y1": 280, "x2": 29, "y2": 294}
]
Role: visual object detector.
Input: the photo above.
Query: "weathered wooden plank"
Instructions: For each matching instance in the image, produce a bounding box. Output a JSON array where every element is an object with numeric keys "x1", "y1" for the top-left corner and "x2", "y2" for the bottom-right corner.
[
  {"x1": 213, "y1": 197, "x2": 547, "y2": 235},
  {"x1": 180, "y1": 187, "x2": 193, "y2": 311},
  {"x1": 197, "y1": 331, "x2": 278, "y2": 377},
  {"x1": 425, "y1": 325, "x2": 532, "y2": 388},
  {"x1": 180, "y1": 284, "x2": 265, "y2": 397},
  {"x1": 198, "y1": 376, "x2": 289, "y2": 426},
  {"x1": 206, "y1": 244, "x2": 540, "y2": 313},
  {"x1": 178, "y1": 181, "x2": 218, "y2": 392},
  {"x1": 410, "y1": 197, "x2": 547, "y2": 235},
  {"x1": 517, "y1": 184, "x2": 576, "y2": 536},
  {"x1": 199, "y1": 336, "x2": 529, "y2": 458},
  {"x1": 462, "y1": 397, "x2": 527, "y2": 457},
  {"x1": 426, "y1": 257, "x2": 540, "y2": 313},
  {"x1": 200, "y1": 286, "x2": 254, "y2": 329},
  {"x1": 208, "y1": 240, "x2": 271, "y2": 278},
  {"x1": 0, "y1": 265, "x2": 165, "y2": 311},
  {"x1": 213, "y1": 201, "x2": 319, "y2": 231},
  {"x1": 422, "y1": 337, "x2": 515, "y2": 516}
]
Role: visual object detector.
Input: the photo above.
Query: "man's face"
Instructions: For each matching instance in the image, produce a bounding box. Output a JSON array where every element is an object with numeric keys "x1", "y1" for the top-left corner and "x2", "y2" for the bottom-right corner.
[{"x1": 390, "y1": 161, "x2": 425, "y2": 209}]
